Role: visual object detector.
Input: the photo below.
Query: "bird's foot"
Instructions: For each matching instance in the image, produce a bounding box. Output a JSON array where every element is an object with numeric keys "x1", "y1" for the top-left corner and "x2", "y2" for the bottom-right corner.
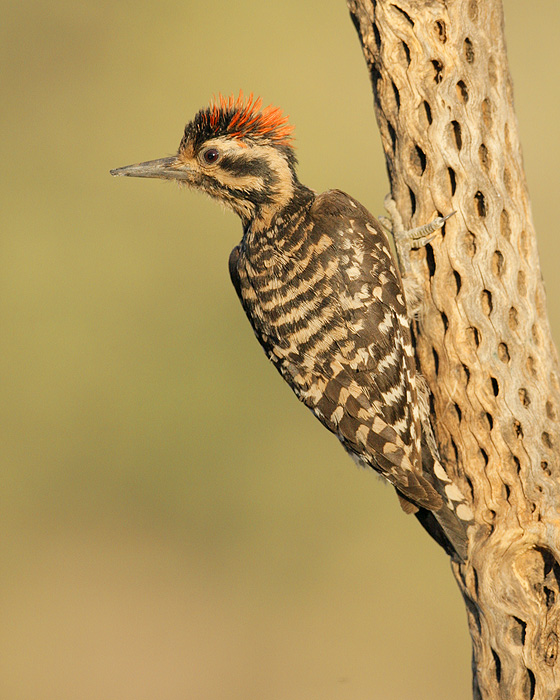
[
  {"x1": 380, "y1": 195, "x2": 455, "y2": 317},
  {"x1": 394, "y1": 211, "x2": 455, "y2": 251},
  {"x1": 380, "y1": 195, "x2": 454, "y2": 273}
]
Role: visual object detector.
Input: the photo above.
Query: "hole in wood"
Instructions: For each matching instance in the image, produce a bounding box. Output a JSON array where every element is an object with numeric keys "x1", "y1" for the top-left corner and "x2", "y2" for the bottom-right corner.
[
  {"x1": 513, "y1": 420, "x2": 524, "y2": 439},
  {"x1": 472, "y1": 566, "x2": 480, "y2": 595},
  {"x1": 480, "y1": 447, "x2": 489, "y2": 467},
  {"x1": 373, "y1": 22, "x2": 381, "y2": 47},
  {"x1": 425, "y1": 243, "x2": 435, "y2": 277},
  {"x1": 467, "y1": 325, "x2": 480, "y2": 348},
  {"x1": 479, "y1": 143, "x2": 489, "y2": 170},
  {"x1": 509, "y1": 306, "x2": 519, "y2": 331},
  {"x1": 464, "y1": 37, "x2": 475, "y2": 63},
  {"x1": 519, "y1": 388, "x2": 530, "y2": 407},
  {"x1": 453, "y1": 269, "x2": 462, "y2": 294},
  {"x1": 429, "y1": 391, "x2": 435, "y2": 417},
  {"x1": 482, "y1": 98, "x2": 492, "y2": 129},
  {"x1": 498, "y1": 342, "x2": 510, "y2": 363},
  {"x1": 450, "y1": 437, "x2": 459, "y2": 464},
  {"x1": 545, "y1": 631, "x2": 558, "y2": 667},
  {"x1": 537, "y1": 546, "x2": 560, "y2": 585},
  {"x1": 454, "y1": 402, "x2": 462, "y2": 422},
  {"x1": 441, "y1": 311, "x2": 449, "y2": 333},
  {"x1": 408, "y1": 186, "x2": 416, "y2": 216},
  {"x1": 391, "y1": 4, "x2": 414, "y2": 25},
  {"x1": 504, "y1": 483, "x2": 511, "y2": 501},
  {"x1": 512, "y1": 617, "x2": 527, "y2": 646},
  {"x1": 411, "y1": 144, "x2": 426, "y2": 175},
  {"x1": 432, "y1": 59, "x2": 443, "y2": 84},
  {"x1": 423, "y1": 100, "x2": 432, "y2": 125},
  {"x1": 541, "y1": 461, "x2": 552, "y2": 476},
  {"x1": 542, "y1": 431, "x2": 553, "y2": 449},
  {"x1": 463, "y1": 364, "x2": 470, "y2": 385},
  {"x1": 371, "y1": 65, "x2": 382, "y2": 97},
  {"x1": 492, "y1": 250, "x2": 504, "y2": 276},
  {"x1": 491, "y1": 648, "x2": 502, "y2": 683},
  {"x1": 474, "y1": 190, "x2": 486, "y2": 217},
  {"x1": 464, "y1": 231, "x2": 476, "y2": 257},
  {"x1": 391, "y1": 81, "x2": 400, "y2": 110},
  {"x1": 447, "y1": 167, "x2": 456, "y2": 196},
  {"x1": 500, "y1": 209, "x2": 511, "y2": 241},
  {"x1": 485, "y1": 412, "x2": 493, "y2": 430},
  {"x1": 513, "y1": 456, "x2": 521, "y2": 473},
  {"x1": 401, "y1": 40, "x2": 411, "y2": 65},
  {"x1": 527, "y1": 668, "x2": 536, "y2": 700},
  {"x1": 544, "y1": 586, "x2": 556, "y2": 607},
  {"x1": 527, "y1": 356, "x2": 537, "y2": 377},
  {"x1": 465, "y1": 474, "x2": 474, "y2": 499},
  {"x1": 525, "y1": 666, "x2": 536, "y2": 697},
  {"x1": 435, "y1": 19, "x2": 447, "y2": 42},
  {"x1": 432, "y1": 347, "x2": 439, "y2": 375},
  {"x1": 456, "y1": 80, "x2": 468, "y2": 103},
  {"x1": 481, "y1": 289, "x2": 492, "y2": 316},
  {"x1": 491, "y1": 377, "x2": 499, "y2": 396},
  {"x1": 451, "y1": 120, "x2": 462, "y2": 149}
]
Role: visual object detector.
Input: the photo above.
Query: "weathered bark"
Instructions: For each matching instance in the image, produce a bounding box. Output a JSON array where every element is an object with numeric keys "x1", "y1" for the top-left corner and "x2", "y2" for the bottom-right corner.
[{"x1": 347, "y1": 0, "x2": 560, "y2": 697}]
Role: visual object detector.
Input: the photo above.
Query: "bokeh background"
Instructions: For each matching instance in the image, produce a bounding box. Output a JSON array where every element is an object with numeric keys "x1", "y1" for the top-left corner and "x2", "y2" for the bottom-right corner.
[{"x1": 2, "y1": 1, "x2": 559, "y2": 698}]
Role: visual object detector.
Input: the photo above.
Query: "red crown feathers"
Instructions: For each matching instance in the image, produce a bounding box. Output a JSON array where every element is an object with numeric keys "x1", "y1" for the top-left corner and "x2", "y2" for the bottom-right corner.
[
  {"x1": 209, "y1": 92, "x2": 294, "y2": 144},
  {"x1": 182, "y1": 92, "x2": 295, "y2": 151}
]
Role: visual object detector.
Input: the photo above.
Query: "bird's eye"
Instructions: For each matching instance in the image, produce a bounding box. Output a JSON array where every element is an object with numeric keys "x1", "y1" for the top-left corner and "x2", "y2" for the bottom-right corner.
[{"x1": 202, "y1": 148, "x2": 220, "y2": 164}]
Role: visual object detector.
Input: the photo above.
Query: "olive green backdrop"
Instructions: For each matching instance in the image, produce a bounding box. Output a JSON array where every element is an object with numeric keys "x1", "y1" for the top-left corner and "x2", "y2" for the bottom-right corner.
[{"x1": 2, "y1": 2, "x2": 558, "y2": 698}]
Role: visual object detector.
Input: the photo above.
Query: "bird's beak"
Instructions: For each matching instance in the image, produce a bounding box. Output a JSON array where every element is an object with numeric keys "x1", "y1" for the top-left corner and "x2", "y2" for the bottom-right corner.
[{"x1": 110, "y1": 156, "x2": 194, "y2": 181}]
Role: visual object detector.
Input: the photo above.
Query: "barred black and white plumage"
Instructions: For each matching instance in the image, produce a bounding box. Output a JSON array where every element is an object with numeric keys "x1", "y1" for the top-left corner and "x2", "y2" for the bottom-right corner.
[{"x1": 111, "y1": 92, "x2": 471, "y2": 559}]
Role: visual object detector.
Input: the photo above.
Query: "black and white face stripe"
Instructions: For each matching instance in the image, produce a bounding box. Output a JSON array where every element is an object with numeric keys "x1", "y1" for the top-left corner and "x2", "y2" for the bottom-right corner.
[
  {"x1": 218, "y1": 153, "x2": 277, "y2": 181},
  {"x1": 189, "y1": 138, "x2": 297, "y2": 224}
]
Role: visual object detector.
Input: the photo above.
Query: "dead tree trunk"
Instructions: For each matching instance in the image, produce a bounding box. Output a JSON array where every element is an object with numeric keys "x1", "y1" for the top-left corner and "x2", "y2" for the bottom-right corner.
[{"x1": 347, "y1": 0, "x2": 560, "y2": 697}]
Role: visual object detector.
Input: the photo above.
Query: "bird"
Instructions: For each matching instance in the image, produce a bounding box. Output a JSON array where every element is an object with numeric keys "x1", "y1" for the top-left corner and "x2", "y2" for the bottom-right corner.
[{"x1": 111, "y1": 92, "x2": 471, "y2": 559}]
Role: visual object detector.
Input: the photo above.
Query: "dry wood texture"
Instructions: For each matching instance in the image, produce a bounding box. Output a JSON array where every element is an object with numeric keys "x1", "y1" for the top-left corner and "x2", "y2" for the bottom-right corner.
[{"x1": 346, "y1": 0, "x2": 560, "y2": 697}]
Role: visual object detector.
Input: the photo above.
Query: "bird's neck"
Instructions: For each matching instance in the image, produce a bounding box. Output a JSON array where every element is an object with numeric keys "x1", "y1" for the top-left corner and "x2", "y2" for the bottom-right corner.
[{"x1": 243, "y1": 180, "x2": 314, "y2": 244}]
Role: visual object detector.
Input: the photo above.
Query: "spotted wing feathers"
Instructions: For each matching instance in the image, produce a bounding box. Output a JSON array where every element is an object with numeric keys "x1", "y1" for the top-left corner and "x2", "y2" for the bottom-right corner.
[{"x1": 231, "y1": 189, "x2": 442, "y2": 511}]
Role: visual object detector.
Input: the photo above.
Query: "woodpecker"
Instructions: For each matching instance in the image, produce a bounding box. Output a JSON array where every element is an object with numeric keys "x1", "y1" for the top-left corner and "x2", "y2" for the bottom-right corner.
[{"x1": 111, "y1": 93, "x2": 471, "y2": 559}]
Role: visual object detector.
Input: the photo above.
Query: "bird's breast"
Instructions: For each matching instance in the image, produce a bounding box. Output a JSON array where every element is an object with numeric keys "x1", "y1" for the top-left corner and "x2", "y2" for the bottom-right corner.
[{"x1": 236, "y1": 229, "x2": 346, "y2": 368}]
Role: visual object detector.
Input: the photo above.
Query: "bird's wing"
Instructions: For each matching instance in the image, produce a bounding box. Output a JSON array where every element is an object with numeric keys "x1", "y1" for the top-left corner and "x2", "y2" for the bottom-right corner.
[
  {"x1": 229, "y1": 191, "x2": 441, "y2": 510},
  {"x1": 276, "y1": 190, "x2": 442, "y2": 510}
]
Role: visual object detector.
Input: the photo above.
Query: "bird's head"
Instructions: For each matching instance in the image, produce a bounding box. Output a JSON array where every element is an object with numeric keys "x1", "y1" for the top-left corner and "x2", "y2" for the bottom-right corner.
[{"x1": 111, "y1": 93, "x2": 302, "y2": 227}]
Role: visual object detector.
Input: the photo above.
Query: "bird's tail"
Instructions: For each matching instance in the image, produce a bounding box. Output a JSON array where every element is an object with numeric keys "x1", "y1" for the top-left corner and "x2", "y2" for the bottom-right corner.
[
  {"x1": 420, "y1": 444, "x2": 473, "y2": 561},
  {"x1": 414, "y1": 506, "x2": 469, "y2": 561},
  {"x1": 397, "y1": 480, "x2": 472, "y2": 561},
  {"x1": 414, "y1": 373, "x2": 473, "y2": 560}
]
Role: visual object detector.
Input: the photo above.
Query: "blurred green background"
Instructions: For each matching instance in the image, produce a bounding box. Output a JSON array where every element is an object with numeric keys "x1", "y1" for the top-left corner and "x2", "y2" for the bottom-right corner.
[{"x1": 1, "y1": 1, "x2": 558, "y2": 698}]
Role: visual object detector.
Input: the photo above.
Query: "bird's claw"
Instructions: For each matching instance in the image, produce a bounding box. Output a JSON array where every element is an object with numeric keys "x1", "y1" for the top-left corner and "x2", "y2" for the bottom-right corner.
[{"x1": 396, "y1": 211, "x2": 455, "y2": 250}]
